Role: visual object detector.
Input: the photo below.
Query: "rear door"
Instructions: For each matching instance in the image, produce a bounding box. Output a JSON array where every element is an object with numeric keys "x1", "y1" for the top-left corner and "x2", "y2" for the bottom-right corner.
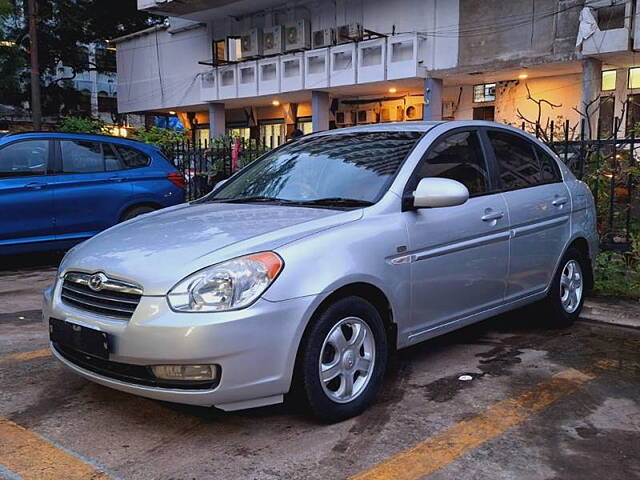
[
  {"x1": 0, "y1": 139, "x2": 55, "y2": 248},
  {"x1": 52, "y1": 139, "x2": 132, "y2": 241},
  {"x1": 403, "y1": 128, "x2": 510, "y2": 340},
  {"x1": 485, "y1": 129, "x2": 570, "y2": 300}
]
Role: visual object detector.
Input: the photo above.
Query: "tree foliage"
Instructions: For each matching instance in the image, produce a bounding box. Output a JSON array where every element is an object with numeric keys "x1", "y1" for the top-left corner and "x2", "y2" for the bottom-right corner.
[
  {"x1": 57, "y1": 115, "x2": 107, "y2": 133},
  {"x1": 0, "y1": 0, "x2": 163, "y2": 113}
]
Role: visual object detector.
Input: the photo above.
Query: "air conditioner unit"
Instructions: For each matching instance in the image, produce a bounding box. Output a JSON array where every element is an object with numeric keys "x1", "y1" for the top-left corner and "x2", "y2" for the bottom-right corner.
[
  {"x1": 404, "y1": 103, "x2": 424, "y2": 121},
  {"x1": 312, "y1": 28, "x2": 335, "y2": 49},
  {"x1": 380, "y1": 106, "x2": 403, "y2": 122},
  {"x1": 263, "y1": 25, "x2": 284, "y2": 56},
  {"x1": 240, "y1": 28, "x2": 262, "y2": 59},
  {"x1": 284, "y1": 20, "x2": 311, "y2": 51},
  {"x1": 335, "y1": 110, "x2": 355, "y2": 125},
  {"x1": 337, "y1": 23, "x2": 363, "y2": 44},
  {"x1": 357, "y1": 109, "x2": 376, "y2": 124}
]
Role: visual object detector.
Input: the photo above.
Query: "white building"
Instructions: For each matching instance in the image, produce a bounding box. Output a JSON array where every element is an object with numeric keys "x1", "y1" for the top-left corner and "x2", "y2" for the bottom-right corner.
[{"x1": 114, "y1": 0, "x2": 640, "y2": 144}]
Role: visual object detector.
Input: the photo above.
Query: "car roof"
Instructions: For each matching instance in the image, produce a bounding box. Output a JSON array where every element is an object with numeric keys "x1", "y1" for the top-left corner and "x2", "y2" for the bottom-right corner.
[
  {"x1": 310, "y1": 120, "x2": 532, "y2": 136},
  {"x1": 0, "y1": 131, "x2": 159, "y2": 151}
]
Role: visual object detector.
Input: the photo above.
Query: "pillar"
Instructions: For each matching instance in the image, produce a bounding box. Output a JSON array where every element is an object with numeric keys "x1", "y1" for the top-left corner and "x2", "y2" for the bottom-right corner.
[
  {"x1": 581, "y1": 57, "x2": 602, "y2": 137},
  {"x1": 312, "y1": 90, "x2": 330, "y2": 132},
  {"x1": 424, "y1": 77, "x2": 443, "y2": 121},
  {"x1": 208, "y1": 102, "x2": 225, "y2": 139}
]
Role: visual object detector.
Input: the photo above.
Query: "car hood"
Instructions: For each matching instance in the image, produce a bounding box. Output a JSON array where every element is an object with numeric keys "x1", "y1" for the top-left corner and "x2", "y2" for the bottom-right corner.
[{"x1": 59, "y1": 202, "x2": 362, "y2": 295}]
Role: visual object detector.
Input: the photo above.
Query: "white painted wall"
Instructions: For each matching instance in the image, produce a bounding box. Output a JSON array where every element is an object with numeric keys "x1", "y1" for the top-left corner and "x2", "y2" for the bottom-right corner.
[{"x1": 116, "y1": 24, "x2": 210, "y2": 113}]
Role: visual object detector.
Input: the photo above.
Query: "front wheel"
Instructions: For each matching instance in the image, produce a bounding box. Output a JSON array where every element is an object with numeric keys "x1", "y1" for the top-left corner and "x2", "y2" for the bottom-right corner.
[
  {"x1": 542, "y1": 247, "x2": 587, "y2": 327},
  {"x1": 298, "y1": 296, "x2": 387, "y2": 422}
]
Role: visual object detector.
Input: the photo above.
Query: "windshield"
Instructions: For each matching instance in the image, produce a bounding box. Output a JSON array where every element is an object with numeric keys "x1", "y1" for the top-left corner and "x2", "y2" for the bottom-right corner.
[{"x1": 205, "y1": 131, "x2": 422, "y2": 207}]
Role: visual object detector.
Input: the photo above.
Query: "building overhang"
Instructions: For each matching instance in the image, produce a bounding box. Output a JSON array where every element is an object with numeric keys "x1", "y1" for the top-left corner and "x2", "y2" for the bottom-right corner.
[{"x1": 137, "y1": 0, "x2": 284, "y2": 21}]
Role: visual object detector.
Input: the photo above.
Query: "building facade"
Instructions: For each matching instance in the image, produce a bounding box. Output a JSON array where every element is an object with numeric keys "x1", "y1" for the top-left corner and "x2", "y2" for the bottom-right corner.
[{"x1": 114, "y1": 0, "x2": 640, "y2": 144}]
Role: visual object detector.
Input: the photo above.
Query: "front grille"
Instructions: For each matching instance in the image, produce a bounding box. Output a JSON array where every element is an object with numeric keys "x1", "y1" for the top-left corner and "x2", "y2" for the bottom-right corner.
[
  {"x1": 61, "y1": 272, "x2": 143, "y2": 319},
  {"x1": 53, "y1": 343, "x2": 219, "y2": 390}
]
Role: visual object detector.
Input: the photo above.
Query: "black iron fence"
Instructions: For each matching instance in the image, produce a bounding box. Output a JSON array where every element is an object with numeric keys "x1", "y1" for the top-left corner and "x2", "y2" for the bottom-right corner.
[
  {"x1": 163, "y1": 138, "x2": 269, "y2": 200},
  {"x1": 163, "y1": 122, "x2": 640, "y2": 251}
]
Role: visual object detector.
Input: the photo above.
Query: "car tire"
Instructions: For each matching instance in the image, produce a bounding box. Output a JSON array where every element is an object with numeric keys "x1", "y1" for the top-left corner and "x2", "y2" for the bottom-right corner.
[
  {"x1": 120, "y1": 205, "x2": 156, "y2": 222},
  {"x1": 542, "y1": 247, "x2": 588, "y2": 328},
  {"x1": 298, "y1": 296, "x2": 387, "y2": 423}
]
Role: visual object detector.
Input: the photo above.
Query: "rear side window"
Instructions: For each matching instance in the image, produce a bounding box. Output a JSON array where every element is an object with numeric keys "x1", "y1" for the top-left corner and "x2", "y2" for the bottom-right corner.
[
  {"x1": 488, "y1": 130, "x2": 558, "y2": 190},
  {"x1": 417, "y1": 130, "x2": 489, "y2": 196},
  {"x1": 535, "y1": 145, "x2": 562, "y2": 183},
  {"x1": 116, "y1": 145, "x2": 150, "y2": 169},
  {"x1": 0, "y1": 140, "x2": 48, "y2": 177},
  {"x1": 61, "y1": 140, "x2": 105, "y2": 173}
]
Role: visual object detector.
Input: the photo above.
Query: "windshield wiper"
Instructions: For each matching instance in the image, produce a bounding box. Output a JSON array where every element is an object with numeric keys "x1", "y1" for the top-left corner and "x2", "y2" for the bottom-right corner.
[
  {"x1": 290, "y1": 197, "x2": 375, "y2": 207},
  {"x1": 211, "y1": 196, "x2": 293, "y2": 204}
]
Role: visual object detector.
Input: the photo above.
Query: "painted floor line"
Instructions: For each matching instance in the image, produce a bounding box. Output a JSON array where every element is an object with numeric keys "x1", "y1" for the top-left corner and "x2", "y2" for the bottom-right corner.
[
  {"x1": 0, "y1": 349, "x2": 50, "y2": 365},
  {"x1": 350, "y1": 367, "x2": 596, "y2": 480},
  {"x1": 0, "y1": 418, "x2": 111, "y2": 480}
]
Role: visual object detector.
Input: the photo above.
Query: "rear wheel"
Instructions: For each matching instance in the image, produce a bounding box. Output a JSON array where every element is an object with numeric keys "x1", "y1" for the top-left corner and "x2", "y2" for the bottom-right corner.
[
  {"x1": 120, "y1": 205, "x2": 155, "y2": 222},
  {"x1": 298, "y1": 296, "x2": 387, "y2": 422},
  {"x1": 541, "y1": 247, "x2": 587, "y2": 327}
]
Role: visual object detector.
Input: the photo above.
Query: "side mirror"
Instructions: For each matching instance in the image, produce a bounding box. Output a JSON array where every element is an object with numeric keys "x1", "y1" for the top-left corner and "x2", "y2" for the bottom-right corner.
[
  {"x1": 412, "y1": 177, "x2": 469, "y2": 208},
  {"x1": 214, "y1": 179, "x2": 228, "y2": 190}
]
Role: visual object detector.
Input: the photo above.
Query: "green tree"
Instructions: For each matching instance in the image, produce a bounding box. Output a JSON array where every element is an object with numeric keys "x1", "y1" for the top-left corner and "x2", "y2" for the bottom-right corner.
[{"x1": 1, "y1": 0, "x2": 163, "y2": 114}]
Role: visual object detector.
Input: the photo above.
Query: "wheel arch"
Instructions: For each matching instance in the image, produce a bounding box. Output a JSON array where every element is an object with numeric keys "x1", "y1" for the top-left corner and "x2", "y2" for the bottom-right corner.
[
  {"x1": 118, "y1": 201, "x2": 163, "y2": 221},
  {"x1": 563, "y1": 237, "x2": 594, "y2": 291}
]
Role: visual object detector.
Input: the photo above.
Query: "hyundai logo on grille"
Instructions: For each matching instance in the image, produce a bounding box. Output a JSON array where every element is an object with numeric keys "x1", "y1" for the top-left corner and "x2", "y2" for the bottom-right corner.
[{"x1": 88, "y1": 273, "x2": 108, "y2": 292}]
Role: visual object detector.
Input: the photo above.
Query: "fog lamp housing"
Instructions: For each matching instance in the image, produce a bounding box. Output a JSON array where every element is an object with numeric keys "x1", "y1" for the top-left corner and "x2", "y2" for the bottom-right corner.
[{"x1": 151, "y1": 364, "x2": 219, "y2": 381}]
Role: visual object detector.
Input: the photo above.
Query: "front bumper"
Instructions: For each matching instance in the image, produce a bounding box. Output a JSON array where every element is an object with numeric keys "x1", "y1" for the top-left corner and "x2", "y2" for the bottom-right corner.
[{"x1": 43, "y1": 282, "x2": 320, "y2": 410}]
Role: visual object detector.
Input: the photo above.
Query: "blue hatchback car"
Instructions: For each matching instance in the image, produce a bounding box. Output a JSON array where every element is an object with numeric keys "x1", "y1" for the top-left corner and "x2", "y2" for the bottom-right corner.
[{"x1": 0, "y1": 132, "x2": 186, "y2": 255}]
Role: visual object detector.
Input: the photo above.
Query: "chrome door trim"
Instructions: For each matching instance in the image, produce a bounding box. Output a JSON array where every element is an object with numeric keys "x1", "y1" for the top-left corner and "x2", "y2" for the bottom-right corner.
[
  {"x1": 412, "y1": 229, "x2": 511, "y2": 262},
  {"x1": 511, "y1": 215, "x2": 569, "y2": 239}
]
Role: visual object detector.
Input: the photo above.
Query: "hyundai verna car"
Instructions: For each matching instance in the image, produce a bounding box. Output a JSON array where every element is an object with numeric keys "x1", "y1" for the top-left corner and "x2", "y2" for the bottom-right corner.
[
  {"x1": 43, "y1": 121, "x2": 597, "y2": 421},
  {"x1": 0, "y1": 132, "x2": 185, "y2": 255}
]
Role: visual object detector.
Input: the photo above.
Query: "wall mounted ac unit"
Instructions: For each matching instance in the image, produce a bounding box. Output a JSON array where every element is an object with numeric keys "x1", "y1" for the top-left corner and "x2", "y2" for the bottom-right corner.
[
  {"x1": 263, "y1": 26, "x2": 284, "y2": 56},
  {"x1": 337, "y1": 23, "x2": 363, "y2": 44},
  {"x1": 285, "y1": 20, "x2": 311, "y2": 51},
  {"x1": 240, "y1": 28, "x2": 262, "y2": 59},
  {"x1": 380, "y1": 106, "x2": 403, "y2": 122},
  {"x1": 404, "y1": 103, "x2": 424, "y2": 121},
  {"x1": 335, "y1": 110, "x2": 355, "y2": 125},
  {"x1": 312, "y1": 28, "x2": 335, "y2": 49},
  {"x1": 357, "y1": 109, "x2": 376, "y2": 124}
]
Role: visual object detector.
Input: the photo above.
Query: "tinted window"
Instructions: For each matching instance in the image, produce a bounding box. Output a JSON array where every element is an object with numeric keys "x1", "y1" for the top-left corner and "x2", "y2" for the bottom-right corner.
[
  {"x1": 417, "y1": 130, "x2": 489, "y2": 196},
  {"x1": 0, "y1": 140, "x2": 48, "y2": 178},
  {"x1": 535, "y1": 145, "x2": 562, "y2": 183},
  {"x1": 488, "y1": 130, "x2": 542, "y2": 190},
  {"x1": 116, "y1": 145, "x2": 150, "y2": 169},
  {"x1": 61, "y1": 140, "x2": 104, "y2": 173},
  {"x1": 209, "y1": 132, "x2": 422, "y2": 204},
  {"x1": 104, "y1": 143, "x2": 122, "y2": 171}
]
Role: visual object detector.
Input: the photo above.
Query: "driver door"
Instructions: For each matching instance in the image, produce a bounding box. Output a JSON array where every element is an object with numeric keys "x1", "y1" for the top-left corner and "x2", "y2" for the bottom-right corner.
[{"x1": 402, "y1": 128, "x2": 509, "y2": 343}]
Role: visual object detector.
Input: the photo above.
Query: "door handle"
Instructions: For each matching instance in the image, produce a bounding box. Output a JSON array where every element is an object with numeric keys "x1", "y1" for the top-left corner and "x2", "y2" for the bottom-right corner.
[
  {"x1": 552, "y1": 196, "x2": 569, "y2": 207},
  {"x1": 481, "y1": 211, "x2": 504, "y2": 222},
  {"x1": 25, "y1": 182, "x2": 47, "y2": 190}
]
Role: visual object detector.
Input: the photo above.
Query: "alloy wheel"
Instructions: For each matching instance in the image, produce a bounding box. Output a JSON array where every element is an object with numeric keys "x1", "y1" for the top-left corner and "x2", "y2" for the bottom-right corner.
[{"x1": 560, "y1": 259, "x2": 583, "y2": 314}]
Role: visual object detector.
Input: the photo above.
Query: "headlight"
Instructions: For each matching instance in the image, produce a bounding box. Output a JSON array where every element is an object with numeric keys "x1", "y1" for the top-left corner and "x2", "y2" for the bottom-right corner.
[{"x1": 167, "y1": 252, "x2": 283, "y2": 312}]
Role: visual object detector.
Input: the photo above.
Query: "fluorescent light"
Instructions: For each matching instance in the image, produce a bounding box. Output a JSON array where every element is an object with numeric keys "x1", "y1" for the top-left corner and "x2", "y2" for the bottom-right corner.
[
  {"x1": 518, "y1": 73, "x2": 528, "y2": 79},
  {"x1": 388, "y1": 87, "x2": 397, "y2": 93},
  {"x1": 272, "y1": 100, "x2": 280, "y2": 106}
]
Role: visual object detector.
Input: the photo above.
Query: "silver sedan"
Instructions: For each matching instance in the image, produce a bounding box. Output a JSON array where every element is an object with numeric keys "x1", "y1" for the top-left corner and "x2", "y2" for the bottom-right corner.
[{"x1": 43, "y1": 121, "x2": 598, "y2": 421}]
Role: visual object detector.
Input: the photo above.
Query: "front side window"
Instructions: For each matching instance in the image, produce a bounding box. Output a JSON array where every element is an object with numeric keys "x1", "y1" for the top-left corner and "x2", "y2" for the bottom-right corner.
[
  {"x1": 488, "y1": 130, "x2": 546, "y2": 190},
  {"x1": 207, "y1": 132, "x2": 422, "y2": 206},
  {"x1": 61, "y1": 140, "x2": 104, "y2": 173},
  {"x1": 0, "y1": 140, "x2": 48, "y2": 178},
  {"x1": 417, "y1": 130, "x2": 489, "y2": 196}
]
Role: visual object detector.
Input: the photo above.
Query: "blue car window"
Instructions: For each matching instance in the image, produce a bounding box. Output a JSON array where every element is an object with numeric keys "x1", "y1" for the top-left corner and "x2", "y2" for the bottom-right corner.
[
  {"x1": 61, "y1": 140, "x2": 105, "y2": 173},
  {"x1": 116, "y1": 145, "x2": 150, "y2": 169},
  {"x1": 104, "y1": 143, "x2": 122, "y2": 171},
  {"x1": 0, "y1": 140, "x2": 48, "y2": 178}
]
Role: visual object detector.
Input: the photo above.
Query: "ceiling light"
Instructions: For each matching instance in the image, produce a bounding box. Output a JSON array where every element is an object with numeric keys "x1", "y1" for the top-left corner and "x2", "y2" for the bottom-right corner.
[
  {"x1": 169, "y1": 110, "x2": 176, "y2": 115},
  {"x1": 388, "y1": 87, "x2": 397, "y2": 93},
  {"x1": 272, "y1": 100, "x2": 280, "y2": 106},
  {"x1": 518, "y1": 73, "x2": 528, "y2": 79}
]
